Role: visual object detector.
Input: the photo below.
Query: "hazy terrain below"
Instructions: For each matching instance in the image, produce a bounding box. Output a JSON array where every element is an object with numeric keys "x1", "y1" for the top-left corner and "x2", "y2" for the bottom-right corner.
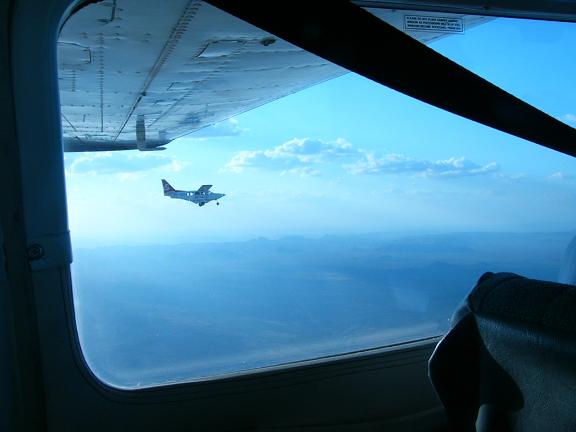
[{"x1": 71, "y1": 231, "x2": 573, "y2": 388}]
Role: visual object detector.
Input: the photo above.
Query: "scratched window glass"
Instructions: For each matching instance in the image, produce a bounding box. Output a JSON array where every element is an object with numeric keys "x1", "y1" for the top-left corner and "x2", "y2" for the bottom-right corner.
[{"x1": 60, "y1": 1, "x2": 576, "y2": 388}]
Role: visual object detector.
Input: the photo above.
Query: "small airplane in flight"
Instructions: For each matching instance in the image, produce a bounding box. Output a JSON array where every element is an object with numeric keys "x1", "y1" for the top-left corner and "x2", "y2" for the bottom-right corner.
[{"x1": 162, "y1": 179, "x2": 225, "y2": 207}]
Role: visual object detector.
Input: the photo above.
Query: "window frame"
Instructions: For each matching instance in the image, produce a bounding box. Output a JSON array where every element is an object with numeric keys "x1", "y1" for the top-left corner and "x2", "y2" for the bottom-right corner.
[{"x1": 4, "y1": 0, "x2": 576, "y2": 429}]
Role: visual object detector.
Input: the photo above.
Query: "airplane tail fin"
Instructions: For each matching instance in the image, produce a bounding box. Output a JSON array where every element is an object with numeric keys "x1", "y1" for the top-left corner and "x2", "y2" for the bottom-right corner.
[{"x1": 162, "y1": 179, "x2": 176, "y2": 195}]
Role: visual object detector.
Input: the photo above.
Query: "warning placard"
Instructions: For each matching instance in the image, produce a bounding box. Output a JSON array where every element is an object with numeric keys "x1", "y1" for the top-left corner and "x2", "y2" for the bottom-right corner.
[{"x1": 404, "y1": 15, "x2": 464, "y2": 33}]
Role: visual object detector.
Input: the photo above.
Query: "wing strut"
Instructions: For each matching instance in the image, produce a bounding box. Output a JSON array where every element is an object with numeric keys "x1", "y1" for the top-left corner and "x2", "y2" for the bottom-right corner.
[{"x1": 206, "y1": 0, "x2": 576, "y2": 157}]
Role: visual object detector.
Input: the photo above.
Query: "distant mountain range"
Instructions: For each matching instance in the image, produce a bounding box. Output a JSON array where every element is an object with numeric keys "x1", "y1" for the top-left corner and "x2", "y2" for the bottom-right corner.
[{"x1": 70, "y1": 231, "x2": 574, "y2": 388}]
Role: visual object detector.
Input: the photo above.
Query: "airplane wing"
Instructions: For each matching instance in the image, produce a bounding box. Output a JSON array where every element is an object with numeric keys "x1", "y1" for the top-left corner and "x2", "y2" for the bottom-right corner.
[
  {"x1": 197, "y1": 185, "x2": 212, "y2": 193},
  {"x1": 58, "y1": 0, "x2": 492, "y2": 152}
]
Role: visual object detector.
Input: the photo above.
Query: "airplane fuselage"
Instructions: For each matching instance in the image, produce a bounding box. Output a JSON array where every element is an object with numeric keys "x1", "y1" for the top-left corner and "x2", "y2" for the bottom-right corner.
[
  {"x1": 162, "y1": 179, "x2": 224, "y2": 206},
  {"x1": 165, "y1": 190, "x2": 225, "y2": 206}
]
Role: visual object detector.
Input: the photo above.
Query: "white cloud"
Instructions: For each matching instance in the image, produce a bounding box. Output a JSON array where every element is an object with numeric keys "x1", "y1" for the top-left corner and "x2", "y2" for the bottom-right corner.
[
  {"x1": 188, "y1": 118, "x2": 247, "y2": 138},
  {"x1": 350, "y1": 154, "x2": 499, "y2": 178},
  {"x1": 548, "y1": 171, "x2": 573, "y2": 181},
  {"x1": 65, "y1": 151, "x2": 189, "y2": 176},
  {"x1": 281, "y1": 167, "x2": 322, "y2": 178},
  {"x1": 167, "y1": 159, "x2": 188, "y2": 173},
  {"x1": 224, "y1": 137, "x2": 499, "y2": 179},
  {"x1": 563, "y1": 114, "x2": 576, "y2": 124},
  {"x1": 225, "y1": 137, "x2": 360, "y2": 173}
]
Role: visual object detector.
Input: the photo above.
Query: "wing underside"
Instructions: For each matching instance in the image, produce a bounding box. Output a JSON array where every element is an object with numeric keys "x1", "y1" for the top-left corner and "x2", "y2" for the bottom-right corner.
[{"x1": 58, "y1": 0, "x2": 491, "y2": 152}]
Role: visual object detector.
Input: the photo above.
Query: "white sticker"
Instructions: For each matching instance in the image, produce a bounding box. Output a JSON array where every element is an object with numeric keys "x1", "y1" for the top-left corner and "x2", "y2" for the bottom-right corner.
[{"x1": 404, "y1": 15, "x2": 464, "y2": 33}]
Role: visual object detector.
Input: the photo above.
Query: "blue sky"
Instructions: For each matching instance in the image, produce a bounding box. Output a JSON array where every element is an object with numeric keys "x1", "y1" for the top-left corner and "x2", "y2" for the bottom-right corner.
[{"x1": 64, "y1": 17, "x2": 576, "y2": 247}]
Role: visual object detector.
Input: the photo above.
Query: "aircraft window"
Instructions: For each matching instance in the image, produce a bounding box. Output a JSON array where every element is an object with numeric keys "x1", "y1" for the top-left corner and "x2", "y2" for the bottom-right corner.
[
  {"x1": 427, "y1": 16, "x2": 576, "y2": 124},
  {"x1": 60, "y1": 2, "x2": 576, "y2": 388}
]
